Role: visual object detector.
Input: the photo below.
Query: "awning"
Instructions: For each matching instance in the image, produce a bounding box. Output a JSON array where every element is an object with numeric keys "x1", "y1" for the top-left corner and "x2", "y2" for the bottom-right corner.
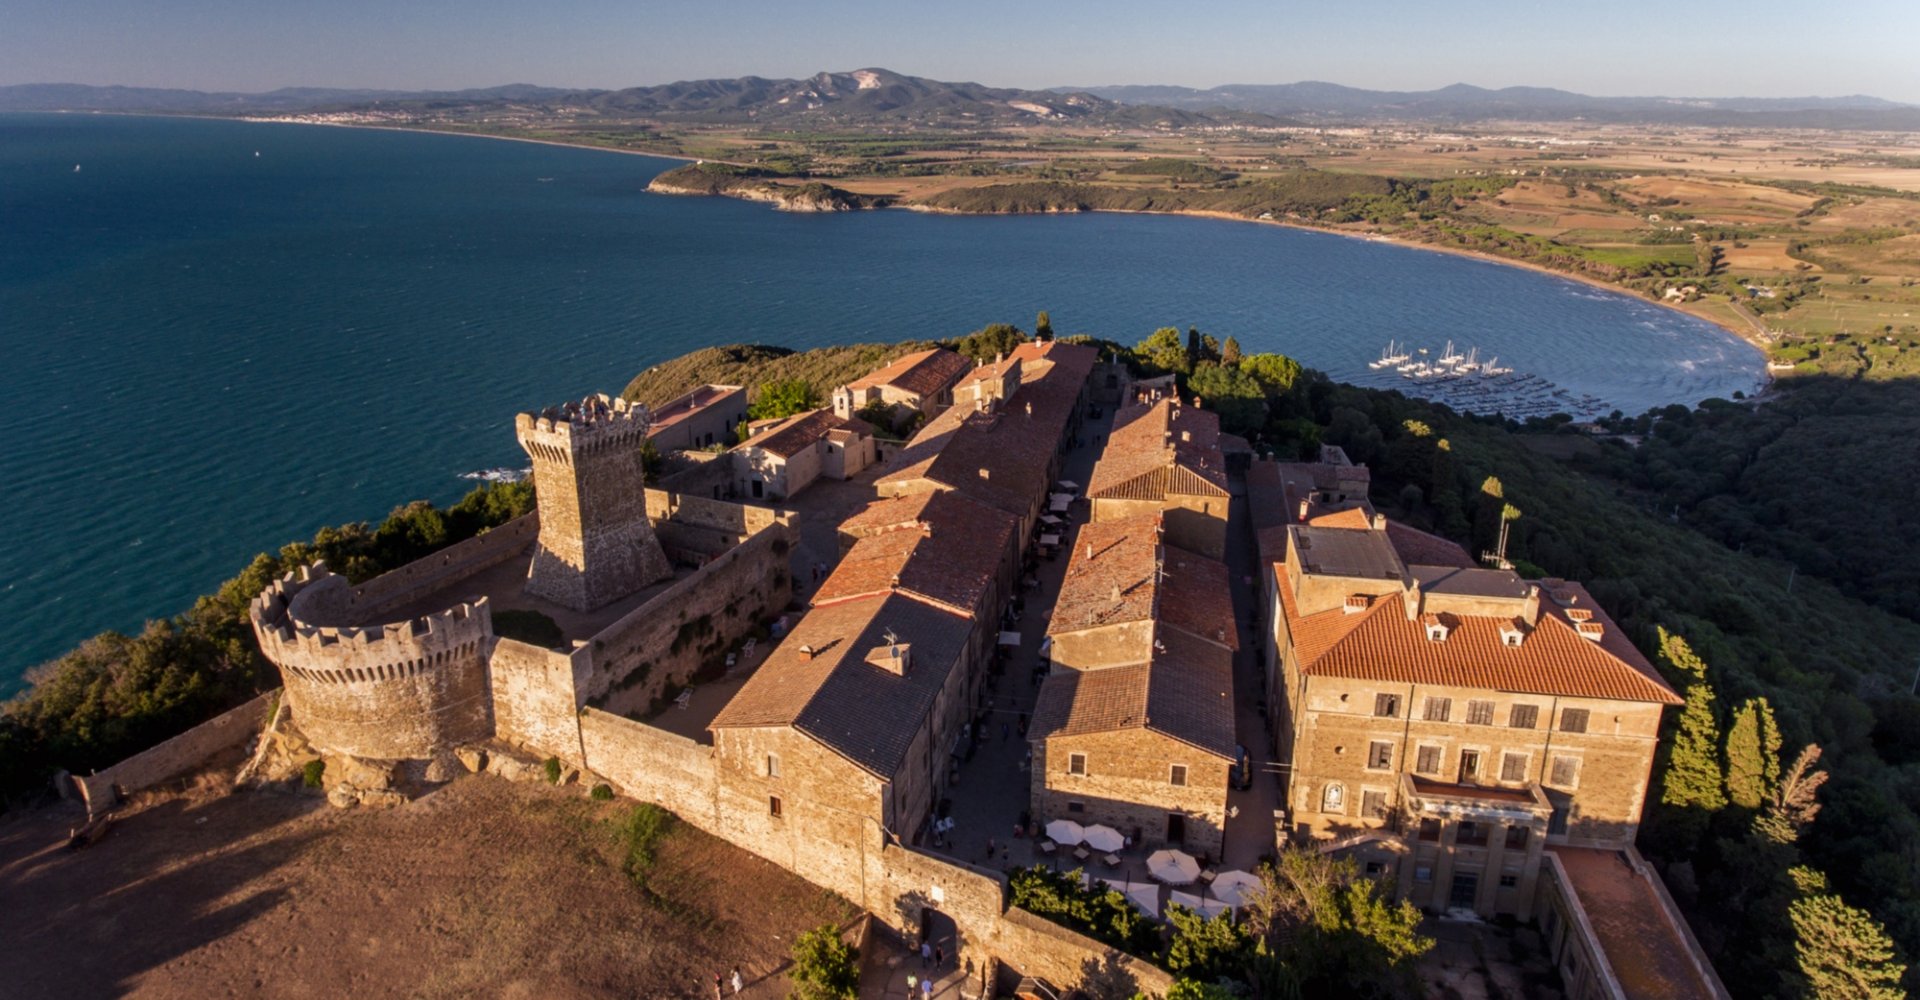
[
  {"x1": 1038, "y1": 533, "x2": 1062, "y2": 546},
  {"x1": 997, "y1": 631, "x2": 1022, "y2": 647},
  {"x1": 1048, "y1": 492, "x2": 1075, "y2": 506},
  {"x1": 1048, "y1": 498, "x2": 1071, "y2": 513},
  {"x1": 1039, "y1": 514, "x2": 1064, "y2": 525},
  {"x1": 1056, "y1": 480, "x2": 1080, "y2": 492}
]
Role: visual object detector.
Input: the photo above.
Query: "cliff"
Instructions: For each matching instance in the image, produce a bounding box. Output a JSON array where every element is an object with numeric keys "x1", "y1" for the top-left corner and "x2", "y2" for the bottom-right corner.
[{"x1": 646, "y1": 164, "x2": 882, "y2": 213}]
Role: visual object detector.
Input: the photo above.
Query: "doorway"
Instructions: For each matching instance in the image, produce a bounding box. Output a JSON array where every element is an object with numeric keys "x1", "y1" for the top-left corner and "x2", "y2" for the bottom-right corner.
[
  {"x1": 751, "y1": 478, "x2": 764, "y2": 498},
  {"x1": 1166, "y1": 812, "x2": 1186, "y2": 844},
  {"x1": 1449, "y1": 871, "x2": 1480, "y2": 910},
  {"x1": 1459, "y1": 750, "x2": 1481, "y2": 783}
]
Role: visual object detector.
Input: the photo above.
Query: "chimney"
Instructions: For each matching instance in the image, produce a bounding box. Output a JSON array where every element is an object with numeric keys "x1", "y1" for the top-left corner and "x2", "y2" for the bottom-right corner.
[
  {"x1": 1371, "y1": 513, "x2": 1387, "y2": 532},
  {"x1": 889, "y1": 573, "x2": 900, "y2": 590},
  {"x1": 866, "y1": 641, "x2": 911, "y2": 675},
  {"x1": 799, "y1": 644, "x2": 816, "y2": 661},
  {"x1": 978, "y1": 468, "x2": 990, "y2": 480},
  {"x1": 1110, "y1": 585, "x2": 1122, "y2": 601},
  {"x1": 1181, "y1": 430, "x2": 1191, "y2": 443},
  {"x1": 1298, "y1": 499, "x2": 1311, "y2": 522},
  {"x1": 920, "y1": 520, "x2": 933, "y2": 536}
]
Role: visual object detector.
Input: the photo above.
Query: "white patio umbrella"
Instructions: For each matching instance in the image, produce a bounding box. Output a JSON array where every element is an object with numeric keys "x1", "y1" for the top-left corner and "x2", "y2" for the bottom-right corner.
[
  {"x1": 1147, "y1": 848, "x2": 1201, "y2": 885},
  {"x1": 1169, "y1": 889, "x2": 1231, "y2": 919},
  {"x1": 1082, "y1": 824, "x2": 1125, "y2": 852},
  {"x1": 1209, "y1": 869, "x2": 1263, "y2": 907},
  {"x1": 1045, "y1": 819, "x2": 1085, "y2": 845}
]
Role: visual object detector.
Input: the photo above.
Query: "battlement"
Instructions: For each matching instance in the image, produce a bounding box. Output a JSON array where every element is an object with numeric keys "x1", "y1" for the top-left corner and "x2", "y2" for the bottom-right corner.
[
  {"x1": 250, "y1": 562, "x2": 493, "y2": 686},
  {"x1": 515, "y1": 393, "x2": 653, "y2": 461}
]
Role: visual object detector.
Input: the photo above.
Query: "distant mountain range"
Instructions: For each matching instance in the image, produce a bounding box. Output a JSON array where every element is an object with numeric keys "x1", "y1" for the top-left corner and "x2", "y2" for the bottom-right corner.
[
  {"x1": 4, "y1": 71, "x2": 1917, "y2": 130},
  {"x1": 1070, "y1": 81, "x2": 1920, "y2": 129},
  {"x1": 0, "y1": 71, "x2": 1277, "y2": 128}
]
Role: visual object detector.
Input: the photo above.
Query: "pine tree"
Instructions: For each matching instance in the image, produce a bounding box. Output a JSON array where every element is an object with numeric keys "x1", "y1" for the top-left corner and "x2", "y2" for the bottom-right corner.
[
  {"x1": 1221, "y1": 335, "x2": 1243, "y2": 366},
  {"x1": 1658, "y1": 629, "x2": 1727, "y2": 811},
  {"x1": 1726, "y1": 698, "x2": 1775, "y2": 810},
  {"x1": 1034, "y1": 310, "x2": 1053, "y2": 341},
  {"x1": 1790, "y1": 892, "x2": 1907, "y2": 999},
  {"x1": 1757, "y1": 744, "x2": 1830, "y2": 845}
]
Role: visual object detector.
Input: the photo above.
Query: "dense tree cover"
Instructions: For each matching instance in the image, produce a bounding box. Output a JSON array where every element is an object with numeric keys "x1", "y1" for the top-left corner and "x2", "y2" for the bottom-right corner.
[
  {"x1": 623, "y1": 342, "x2": 941, "y2": 413},
  {"x1": 1007, "y1": 865, "x2": 1158, "y2": 955},
  {"x1": 748, "y1": 377, "x2": 823, "y2": 421},
  {"x1": 1114, "y1": 158, "x2": 1232, "y2": 184},
  {"x1": 0, "y1": 482, "x2": 534, "y2": 805},
  {"x1": 1122, "y1": 327, "x2": 1307, "y2": 439},
  {"x1": 948, "y1": 322, "x2": 1026, "y2": 362},
  {"x1": 787, "y1": 924, "x2": 859, "y2": 1000}
]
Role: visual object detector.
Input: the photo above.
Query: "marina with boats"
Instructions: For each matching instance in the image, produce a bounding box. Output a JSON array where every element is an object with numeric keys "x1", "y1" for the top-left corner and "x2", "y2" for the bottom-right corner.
[{"x1": 1352, "y1": 340, "x2": 1611, "y2": 421}]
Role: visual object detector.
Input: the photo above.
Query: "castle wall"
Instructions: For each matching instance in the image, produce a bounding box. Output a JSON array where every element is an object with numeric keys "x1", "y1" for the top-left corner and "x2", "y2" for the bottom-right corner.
[
  {"x1": 253, "y1": 566, "x2": 494, "y2": 760},
  {"x1": 72, "y1": 690, "x2": 279, "y2": 812},
  {"x1": 576, "y1": 517, "x2": 794, "y2": 717},
  {"x1": 489, "y1": 638, "x2": 587, "y2": 766},
  {"x1": 579, "y1": 709, "x2": 719, "y2": 829},
  {"x1": 341, "y1": 514, "x2": 539, "y2": 621}
]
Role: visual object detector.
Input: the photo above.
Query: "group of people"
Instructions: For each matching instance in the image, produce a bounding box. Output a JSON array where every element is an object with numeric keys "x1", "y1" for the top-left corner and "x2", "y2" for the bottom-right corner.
[
  {"x1": 712, "y1": 967, "x2": 744, "y2": 998},
  {"x1": 903, "y1": 941, "x2": 948, "y2": 999}
]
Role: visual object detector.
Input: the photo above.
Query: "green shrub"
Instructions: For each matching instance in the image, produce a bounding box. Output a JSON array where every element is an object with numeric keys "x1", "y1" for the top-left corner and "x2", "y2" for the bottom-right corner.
[
  {"x1": 302, "y1": 759, "x2": 326, "y2": 789},
  {"x1": 1009, "y1": 865, "x2": 1158, "y2": 955},
  {"x1": 789, "y1": 924, "x2": 859, "y2": 1000},
  {"x1": 590, "y1": 783, "x2": 614, "y2": 802},
  {"x1": 543, "y1": 757, "x2": 562, "y2": 784},
  {"x1": 617, "y1": 802, "x2": 675, "y2": 886}
]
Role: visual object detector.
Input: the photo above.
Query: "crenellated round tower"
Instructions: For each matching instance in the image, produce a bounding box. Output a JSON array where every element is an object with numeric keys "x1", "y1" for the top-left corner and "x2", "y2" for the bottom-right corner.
[
  {"x1": 250, "y1": 562, "x2": 494, "y2": 759},
  {"x1": 515, "y1": 393, "x2": 672, "y2": 611}
]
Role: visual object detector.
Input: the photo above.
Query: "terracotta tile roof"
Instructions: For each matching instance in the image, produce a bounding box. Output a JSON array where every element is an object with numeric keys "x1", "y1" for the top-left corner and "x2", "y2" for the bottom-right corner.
[
  {"x1": 1086, "y1": 399, "x2": 1229, "y2": 501},
  {"x1": 710, "y1": 592, "x2": 974, "y2": 779},
  {"x1": 956, "y1": 356, "x2": 1020, "y2": 387},
  {"x1": 1549, "y1": 846, "x2": 1721, "y2": 1000},
  {"x1": 1276, "y1": 556, "x2": 1680, "y2": 705},
  {"x1": 1030, "y1": 625, "x2": 1236, "y2": 759},
  {"x1": 1048, "y1": 514, "x2": 1236, "y2": 650},
  {"x1": 739, "y1": 408, "x2": 871, "y2": 459},
  {"x1": 845, "y1": 347, "x2": 973, "y2": 397},
  {"x1": 1307, "y1": 507, "x2": 1374, "y2": 531},
  {"x1": 838, "y1": 490, "x2": 1016, "y2": 540},
  {"x1": 813, "y1": 500, "x2": 1014, "y2": 615},
  {"x1": 648, "y1": 384, "x2": 743, "y2": 432}
]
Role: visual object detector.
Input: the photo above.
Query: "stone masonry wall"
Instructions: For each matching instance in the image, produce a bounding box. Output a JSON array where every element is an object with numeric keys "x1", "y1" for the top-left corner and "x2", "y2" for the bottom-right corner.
[
  {"x1": 576, "y1": 521, "x2": 793, "y2": 717},
  {"x1": 344, "y1": 514, "x2": 539, "y2": 621},
  {"x1": 490, "y1": 638, "x2": 587, "y2": 767},
  {"x1": 578, "y1": 709, "x2": 720, "y2": 828},
  {"x1": 72, "y1": 690, "x2": 279, "y2": 812},
  {"x1": 1033, "y1": 728, "x2": 1232, "y2": 857}
]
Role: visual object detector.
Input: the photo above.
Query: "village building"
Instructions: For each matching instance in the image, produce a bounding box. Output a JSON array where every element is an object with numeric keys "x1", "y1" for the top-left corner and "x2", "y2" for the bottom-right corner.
[
  {"x1": 829, "y1": 346, "x2": 974, "y2": 423},
  {"x1": 729, "y1": 407, "x2": 875, "y2": 500},
  {"x1": 1085, "y1": 396, "x2": 1231, "y2": 559},
  {"x1": 1265, "y1": 511, "x2": 1684, "y2": 918},
  {"x1": 643, "y1": 383, "x2": 747, "y2": 451}
]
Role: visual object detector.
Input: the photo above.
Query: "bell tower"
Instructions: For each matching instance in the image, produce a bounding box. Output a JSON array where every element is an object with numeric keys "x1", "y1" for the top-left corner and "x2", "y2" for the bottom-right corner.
[{"x1": 514, "y1": 393, "x2": 672, "y2": 611}]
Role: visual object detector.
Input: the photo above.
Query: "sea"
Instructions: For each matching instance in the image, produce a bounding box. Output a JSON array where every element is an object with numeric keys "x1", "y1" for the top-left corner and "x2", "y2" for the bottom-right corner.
[{"x1": 0, "y1": 112, "x2": 1765, "y2": 693}]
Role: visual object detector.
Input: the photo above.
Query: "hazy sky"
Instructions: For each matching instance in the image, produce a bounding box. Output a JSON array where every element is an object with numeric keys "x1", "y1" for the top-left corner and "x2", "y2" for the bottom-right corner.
[{"x1": 4, "y1": 0, "x2": 1916, "y2": 101}]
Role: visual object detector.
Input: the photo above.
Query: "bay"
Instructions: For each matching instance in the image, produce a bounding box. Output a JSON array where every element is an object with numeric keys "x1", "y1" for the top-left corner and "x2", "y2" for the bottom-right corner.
[{"x1": 0, "y1": 113, "x2": 1763, "y2": 692}]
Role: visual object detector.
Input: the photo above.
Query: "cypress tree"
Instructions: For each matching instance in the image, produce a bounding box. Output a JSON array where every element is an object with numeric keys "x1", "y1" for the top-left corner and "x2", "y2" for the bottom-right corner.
[
  {"x1": 1726, "y1": 699, "x2": 1766, "y2": 809},
  {"x1": 1658, "y1": 629, "x2": 1727, "y2": 811},
  {"x1": 1790, "y1": 892, "x2": 1907, "y2": 999},
  {"x1": 1034, "y1": 310, "x2": 1053, "y2": 341},
  {"x1": 1221, "y1": 335, "x2": 1243, "y2": 366}
]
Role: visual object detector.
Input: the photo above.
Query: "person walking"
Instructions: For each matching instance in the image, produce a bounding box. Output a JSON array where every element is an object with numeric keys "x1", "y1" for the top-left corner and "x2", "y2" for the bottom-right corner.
[
  {"x1": 920, "y1": 940, "x2": 932, "y2": 968},
  {"x1": 933, "y1": 945, "x2": 945, "y2": 969},
  {"x1": 921, "y1": 974, "x2": 934, "y2": 1000},
  {"x1": 730, "y1": 968, "x2": 743, "y2": 995},
  {"x1": 907, "y1": 972, "x2": 918, "y2": 996},
  {"x1": 713, "y1": 974, "x2": 725, "y2": 1000}
]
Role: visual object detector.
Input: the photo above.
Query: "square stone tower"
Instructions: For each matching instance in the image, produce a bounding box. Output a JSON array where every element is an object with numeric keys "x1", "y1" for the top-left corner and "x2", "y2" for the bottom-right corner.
[{"x1": 515, "y1": 393, "x2": 672, "y2": 611}]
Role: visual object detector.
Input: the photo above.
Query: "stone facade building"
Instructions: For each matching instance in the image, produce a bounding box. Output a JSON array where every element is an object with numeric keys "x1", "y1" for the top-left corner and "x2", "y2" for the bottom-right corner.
[
  {"x1": 729, "y1": 408, "x2": 875, "y2": 500},
  {"x1": 1265, "y1": 511, "x2": 1682, "y2": 917},
  {"x1": 829, "y1": 346, "x2": 974, "y2": 423},
  {"x1": 1085, "y1": 396, "x2": 1231, "y2": 559},
  {"x1": 645, "y1": 383, "x2": 747, "y2": 451}
]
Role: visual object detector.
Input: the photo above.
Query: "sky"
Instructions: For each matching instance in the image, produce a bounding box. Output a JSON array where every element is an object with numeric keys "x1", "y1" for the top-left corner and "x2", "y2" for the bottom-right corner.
[{"x1": 3, "y1": 0, "x2": 1917, "y2": 102}]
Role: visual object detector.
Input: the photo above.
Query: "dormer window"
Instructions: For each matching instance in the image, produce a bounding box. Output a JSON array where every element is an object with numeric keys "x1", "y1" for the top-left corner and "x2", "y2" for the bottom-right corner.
[
  {"x1": 1566, "y1": 608, "x2": 1593, "y2": 622},
  {"x1": 1344, "y1": 594, "x2": 1369, "y2": 615},
  {"x1": 866, "y1": 640, "x2": 911, "y2": 675},
  {"x1": 1575, "y1": 621, "x2": 1605, "y2": 642},
  {"x1": 1500, "y1": 620, "x2": 1526, "y2": 647},
  {"x1": 1422, "y1": 614, "x2": 1449, "y2": 642}
]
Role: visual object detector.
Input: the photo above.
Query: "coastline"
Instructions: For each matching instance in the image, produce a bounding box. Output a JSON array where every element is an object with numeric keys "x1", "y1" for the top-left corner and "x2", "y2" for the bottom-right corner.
[{"x1": 67, "y1": 111, "x2": 1770, "y2": 357}]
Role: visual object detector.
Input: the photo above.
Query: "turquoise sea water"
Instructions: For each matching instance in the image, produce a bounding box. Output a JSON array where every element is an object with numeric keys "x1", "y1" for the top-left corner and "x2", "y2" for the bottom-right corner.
[{"x1": 0, "y1": 113, "x2": 1763, "y2": 692}]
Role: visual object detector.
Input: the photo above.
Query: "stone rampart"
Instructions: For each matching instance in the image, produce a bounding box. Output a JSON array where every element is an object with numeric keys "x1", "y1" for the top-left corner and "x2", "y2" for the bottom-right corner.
[
  {"x1": 490, "y1": 638, "x2": 588, "y2": 766},
  {"x1": 251, "y1": 563, "x2": 494, "y2": 759},
  {"x1": 72, "y1": 690, "x2": 279, "y2": 812},
  {"x1": 645, "y1": 488, "x2": 793, "y2": 537},
  {"x1": 576, "y1": 511, "x2": 793, "y2": 717},
  {"x1": 578, "y1": 709, "x2": 720, "y2": 828},
  {"x1": 342, "y1": 514, "x2": 538, "y2": 620}
]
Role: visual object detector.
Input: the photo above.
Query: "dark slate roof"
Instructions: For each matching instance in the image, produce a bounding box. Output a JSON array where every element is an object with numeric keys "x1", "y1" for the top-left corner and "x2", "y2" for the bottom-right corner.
[
  {"x1": 711, "y1": 592, "x2": 974, "y2": 779},
  {"x1": 1029, "y1": 624, "x2": 1236, "y2": 760}
]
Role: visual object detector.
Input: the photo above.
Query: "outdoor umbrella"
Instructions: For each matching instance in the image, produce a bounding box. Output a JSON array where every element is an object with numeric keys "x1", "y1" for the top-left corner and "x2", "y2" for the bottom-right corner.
[
  {"x1": 1170, "y1": 890, "x2": 1230, "y2": 918},
  {"x1": 1147, "y1": 848, "x2": 1200, "y2": 885},
  {"x1": 1209, "y1": 869, "x2": 1263, "y2": 907},
  {"x1": 1082, "y1": 824, "x2": 1125, "y2": 852},
  {"x1": 1045, "y1": 819, "x2": 1085, "y2": 846}
]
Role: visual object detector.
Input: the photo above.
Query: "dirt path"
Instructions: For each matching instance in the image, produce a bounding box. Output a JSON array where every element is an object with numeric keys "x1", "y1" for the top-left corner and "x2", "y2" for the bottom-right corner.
[{"x1": 0, "y1": 777, "x2": 853, "y2": 999}]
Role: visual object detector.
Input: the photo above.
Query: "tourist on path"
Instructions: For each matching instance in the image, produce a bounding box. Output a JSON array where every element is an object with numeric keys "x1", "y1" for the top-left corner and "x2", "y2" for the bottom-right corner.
[
  {"x1": 920, "y1": 941, "x2": 932, "y2": 967},
  {"x1": 907, "y1": 972, "x2": 918, "y2": 996},
  {"x1": 922, "y1": 975, "x2": 934, "y2": 999},
  {"x1": 714, "y1": 974, "x2": 725, "y2": 1000},
  {"x1": 730, "y1": 968, "x2": 743, "y2": 995},
  {"x1": 934, "y1": 945, "x2": 944, "y2": 968}
]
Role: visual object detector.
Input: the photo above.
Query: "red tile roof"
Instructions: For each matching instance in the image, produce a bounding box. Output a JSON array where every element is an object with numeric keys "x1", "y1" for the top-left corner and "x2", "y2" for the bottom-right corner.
[
  {"x1": 739, "y1": 408, "x2": 871, "y2": 459},
  {"x1": 813, "y1": 500, "x2": 1014, "y2": 616},
  {"x1": 1030, "y1": 625, "x2": 1237, "y2": 759},
  {"x1": 1049, "y1": 514, "x2": 1237, "y2": 650},
  {"x1": 1086, "y1": 398, "x2": 1229, "y2": 500},
  {"x1": 845, "y1": 347, "x2": 973, "y2": 397}
]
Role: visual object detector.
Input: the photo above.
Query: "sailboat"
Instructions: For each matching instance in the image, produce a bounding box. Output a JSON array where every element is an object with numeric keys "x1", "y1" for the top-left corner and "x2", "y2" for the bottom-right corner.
[
  {"x1": 1368, "y1": 340, "x2": 1402, "y2": 369},
  {"x1": 1437, "y1": 340, "x2": 1463, "y2": 366}
]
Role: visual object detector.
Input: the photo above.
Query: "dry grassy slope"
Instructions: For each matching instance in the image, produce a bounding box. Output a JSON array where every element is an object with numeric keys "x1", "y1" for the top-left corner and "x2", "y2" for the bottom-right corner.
[
  {"x1": 622, "y1": 342, "x2": 939, "y2": 409},
  {"x1": 0, "y1": 778, "x2": 855, "y2": 1000}
]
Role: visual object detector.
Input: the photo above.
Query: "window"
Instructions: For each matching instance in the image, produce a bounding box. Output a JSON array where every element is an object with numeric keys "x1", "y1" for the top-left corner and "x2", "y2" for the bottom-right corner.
[
  {"x1": 1560, "y1": 708, "x2": 1590, "y2": 734},
  {"x1": 1506, "y1": 825, "x2": 1531, "y2": 850},
  {"x1": 1170, "y1": 764, "x2": 1188, "y2": 787},
  {"x1": 1415, "y1": 745, "x2": 1443, "y2": 775},
  {"x1": 1367, "y1": 741, "x2": 1393, "y2": 770},
  {"x1": 1364, "y1": 861, "x2": 1387, "y2": 876},
  {"x1": 769, "y1": 795, "x2": 783, "y2": 817},
  {"x1": 1499, "y1": 874, "x2": 1519, "y2": 889},
  {"x1": 1362, "y1": 790, "x2": 1389, "y2": 819},
  {"x1": 766, "y1": 753, "x2": 781, "y2": 778},
  {"x1": 1374, "y1": 693, "x2": 1401, "y2": 718},
  {"x1": 1068, "y1": 752, "x2": 1087, "y2": 776},
  {"x1": 1467, "y1": 700, "x2": 1495, "y2": 726},
  {"x1": 1322, "y1": 783, "x2": 1346, "y2": 813},
  {"x1": 1550, "y1": 756, "x2": 1581, "y2": 789},
  {"x1": 1414, "y1": 865, "x2": 1434, "y2": 884},
  {"x1": 1067, "y1": 801, "x2": 1085, "y2": 813},
  {"x1": 1457, "y1": 821, "x2": 1489, "y2": 846},
  {"x1": 1501, "y1": 752, "x2": 1529, "y2": 783},
  {"x1": 1417, "y1": 818, "x2": 1441, "y2": 842},
  {"x1": 1423, "y1": 696, "x2": 1452, "y2": 722},
  {"x1": 1509, "y1": 704, "x2": 1540, "y2": 729}
]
